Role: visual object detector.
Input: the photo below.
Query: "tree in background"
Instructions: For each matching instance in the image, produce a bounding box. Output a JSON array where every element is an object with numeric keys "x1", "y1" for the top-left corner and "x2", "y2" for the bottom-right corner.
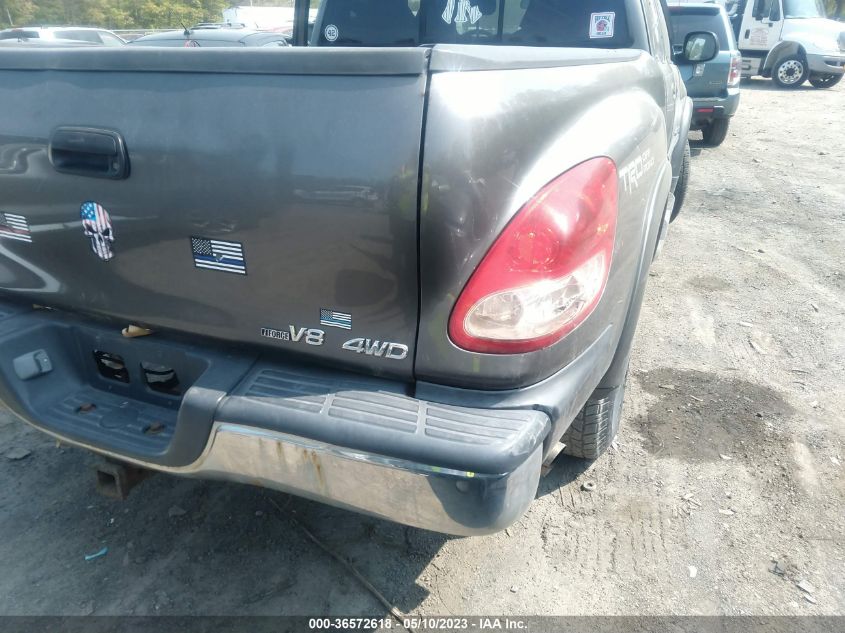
[{"x1": 0, "y1": 0, "x2": 293, "y2": 29}]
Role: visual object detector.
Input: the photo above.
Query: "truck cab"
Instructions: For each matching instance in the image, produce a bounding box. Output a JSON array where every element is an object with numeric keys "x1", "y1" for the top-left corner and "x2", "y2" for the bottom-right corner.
[{"x1": 729, "y1": 0, "x2": 845, "y2": 87}]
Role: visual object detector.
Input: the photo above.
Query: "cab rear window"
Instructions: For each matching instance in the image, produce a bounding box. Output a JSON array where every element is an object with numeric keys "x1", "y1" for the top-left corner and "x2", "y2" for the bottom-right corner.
[
  {"x1": 310, "y1": 0, "x2": 634, "y2": 48},
  {"x1": 55, "y1": 29, "x2": 103, "y2": 43}
]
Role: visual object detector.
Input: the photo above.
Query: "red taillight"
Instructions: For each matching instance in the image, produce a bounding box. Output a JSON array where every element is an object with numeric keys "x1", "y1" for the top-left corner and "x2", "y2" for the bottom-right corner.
[
  {"x1": 728, "y1": 54, "x2": 742, "y2": 86},
  {"x1": 448, "y1": 157, "x2": 618, "y2": 354}
]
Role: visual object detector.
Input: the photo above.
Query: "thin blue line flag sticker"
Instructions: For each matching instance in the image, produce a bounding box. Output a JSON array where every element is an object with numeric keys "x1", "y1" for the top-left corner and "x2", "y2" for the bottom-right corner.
[
  {"x1": 191, "y1": 237, "x2": 246, "y2": 275},
  {"x1": 320, "y1": 308, "x2": 352, "y2": 330}
]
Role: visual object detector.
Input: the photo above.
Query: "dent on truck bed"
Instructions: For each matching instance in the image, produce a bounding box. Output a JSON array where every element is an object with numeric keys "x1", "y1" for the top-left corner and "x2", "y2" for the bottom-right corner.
[{"x1": 416, "y1": 48, "x2": 670, "y2": 389}]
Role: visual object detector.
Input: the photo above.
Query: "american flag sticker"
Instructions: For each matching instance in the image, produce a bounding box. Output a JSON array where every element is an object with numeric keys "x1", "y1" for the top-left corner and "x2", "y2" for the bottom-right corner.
[
  {"x1": 191, "y1": 237, "x2": 247, "y2": 275},
  {"x1": 320, "y1": 308, "x2": 352, "y2": 330},
  {"x1": 80, "y1": 201, "x2": 115, "y2": 261},
  {"x1": 0, "y1": 212, "x2": 32, "y2": 243}
]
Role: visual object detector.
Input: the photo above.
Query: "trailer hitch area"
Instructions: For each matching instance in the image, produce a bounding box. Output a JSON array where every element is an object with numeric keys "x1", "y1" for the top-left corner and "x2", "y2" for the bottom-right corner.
[{"x1": 95, "y1": 459, "x2": 153, "y2": 500}]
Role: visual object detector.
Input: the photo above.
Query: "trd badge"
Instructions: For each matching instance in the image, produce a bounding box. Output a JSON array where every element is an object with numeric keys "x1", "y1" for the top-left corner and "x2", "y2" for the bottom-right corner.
[{"x1": 80, "y1": 201, "x2": 115, "y2": 261}]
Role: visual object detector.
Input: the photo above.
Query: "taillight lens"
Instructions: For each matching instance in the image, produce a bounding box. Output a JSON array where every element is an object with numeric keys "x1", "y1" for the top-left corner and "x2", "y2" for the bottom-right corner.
[
  {"x1": 728, "y1": 54, "x2": 742, "y2": 86},
  {"x1": 448, "y1": 157, "x2": 618, "y2": 354}
]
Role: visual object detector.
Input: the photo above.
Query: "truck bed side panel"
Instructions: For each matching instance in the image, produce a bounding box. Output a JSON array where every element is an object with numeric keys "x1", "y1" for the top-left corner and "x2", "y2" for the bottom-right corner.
[{"x1": 416, "y1": 47, "x2": 670, "y2": 389}]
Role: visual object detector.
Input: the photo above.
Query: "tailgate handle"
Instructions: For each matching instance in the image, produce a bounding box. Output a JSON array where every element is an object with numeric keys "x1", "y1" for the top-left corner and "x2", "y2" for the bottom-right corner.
[{"x1": 49, "y1": 127, "x2": 129, "y2": 180}]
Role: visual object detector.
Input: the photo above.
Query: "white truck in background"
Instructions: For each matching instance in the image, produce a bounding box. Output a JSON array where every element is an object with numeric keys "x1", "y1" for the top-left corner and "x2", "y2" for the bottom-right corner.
[{"x1": 724, "y1": 0, "x2": 844, "y2": 87}]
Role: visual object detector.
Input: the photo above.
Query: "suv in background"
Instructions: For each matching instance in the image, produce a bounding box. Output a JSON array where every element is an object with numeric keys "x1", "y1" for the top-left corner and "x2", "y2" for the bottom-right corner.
[
  {"x1": 0, "y1": 26, "x2": 126, "y2": 46},
  {"x1": 670, "y1": 3, "x2": 741, "y2": 146}
]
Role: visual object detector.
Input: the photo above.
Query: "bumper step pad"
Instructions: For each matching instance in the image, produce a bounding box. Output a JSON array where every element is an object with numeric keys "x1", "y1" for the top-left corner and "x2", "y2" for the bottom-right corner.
[
  {"x1": 49, "y1": 387, "x2": 176, "y2": 454},
  {"x1": 220, "y1": 366, "x2": 550, "y2": 475}
]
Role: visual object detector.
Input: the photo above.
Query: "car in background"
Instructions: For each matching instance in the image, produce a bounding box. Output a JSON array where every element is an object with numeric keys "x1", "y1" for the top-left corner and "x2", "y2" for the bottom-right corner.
[
  {"x1": 0, "y1": 26, "x2": 126, "y2": 46},
  {"x1": 0, "y1": 38, "x2": 99, "y2": 48},
  {"x1": 130, "y1": 25, "x2": 289, "y2": 47},
  {"x1": 670, "y1": 3, "x2": 741, "y2": 146}
]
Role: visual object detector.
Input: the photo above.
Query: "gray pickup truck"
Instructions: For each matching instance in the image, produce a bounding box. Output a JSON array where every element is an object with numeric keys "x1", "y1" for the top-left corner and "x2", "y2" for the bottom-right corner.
[{"x1": 0, "y1": 0, "x2": 708, "y2": 535}]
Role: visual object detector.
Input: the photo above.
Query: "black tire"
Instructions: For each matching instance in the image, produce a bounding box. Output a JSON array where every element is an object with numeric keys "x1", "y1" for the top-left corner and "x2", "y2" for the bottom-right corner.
[
  {"x1": 670, "y1": 140, "x2": 690, "y2": 223},
  {"x1": 562, "y1": 380, "x2": 626, "y2": 460},
  {"x1": 808, "y1": 73, "x2": 843, "y2": 89},
  {"x1": 772, "y1": 55, "x2": 808, "y2": 89},
  {"x1": 701, "y1": 118, "x2": 730, "y2": 147}
]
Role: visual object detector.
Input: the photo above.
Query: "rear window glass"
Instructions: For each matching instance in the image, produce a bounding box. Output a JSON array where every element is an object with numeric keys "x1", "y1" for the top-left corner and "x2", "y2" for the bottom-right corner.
[
  {"x1": 310, "y1": 0, "x2": 633, "y2": 48},
  {"x1": 669, "y1": 11, "x2": 733, "y2": 50},
  {"x1": 0, "y1": 30, "x2": 39, "y2": 40},
  {"x1": 55, "y1": 29, "x2": 103, "y2": 43}
]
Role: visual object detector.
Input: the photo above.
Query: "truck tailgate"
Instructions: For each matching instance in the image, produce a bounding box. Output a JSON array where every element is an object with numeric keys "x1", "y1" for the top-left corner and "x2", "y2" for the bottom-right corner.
[{"x1": 0, "y1": 48, "x2": 428, "y2": 379}]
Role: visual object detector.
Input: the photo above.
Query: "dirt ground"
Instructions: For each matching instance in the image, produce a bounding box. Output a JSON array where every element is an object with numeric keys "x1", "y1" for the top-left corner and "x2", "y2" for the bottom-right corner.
[{"x1": 1, "y1": 78, "x2": 843, "y2": 620}]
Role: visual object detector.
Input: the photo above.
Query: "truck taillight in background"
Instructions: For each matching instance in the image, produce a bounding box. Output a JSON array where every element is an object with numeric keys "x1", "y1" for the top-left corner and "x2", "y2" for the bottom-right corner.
[
  {"x1": 448, "y1": 157, "x2": 618, "y2": 354},
  {"x1": 728, "y1": 54, "x2": 742, "y2": 87}
]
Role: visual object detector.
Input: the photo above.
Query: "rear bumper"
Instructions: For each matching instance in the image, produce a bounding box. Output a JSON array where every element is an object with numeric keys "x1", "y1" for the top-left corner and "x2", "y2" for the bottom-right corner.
[
  {"x1": 0, "y1": 301, "x2": 555, "y2": 535},
  {"x1": 691, "y1": 89, "x2": 740, "y2": 126},
  {"x1": 807, "y1": 53, "x2": 845, "y2": 76},
  {"x1": 184, "y1": 424, "x2": 544, "y2": 536}
]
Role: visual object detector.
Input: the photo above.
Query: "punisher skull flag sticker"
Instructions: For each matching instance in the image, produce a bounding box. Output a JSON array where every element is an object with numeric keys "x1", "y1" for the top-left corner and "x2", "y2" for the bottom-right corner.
[
  {"x1": 80, "y1": 201, "x2": 115, "y2": 261},
  {"x1": 589, "y1": 12, "x2": 615, "y2": 39}
]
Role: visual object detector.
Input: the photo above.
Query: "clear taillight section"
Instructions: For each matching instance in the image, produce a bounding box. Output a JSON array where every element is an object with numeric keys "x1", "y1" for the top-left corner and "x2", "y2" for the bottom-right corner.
[
  {"x1": 728, "y1": 54, "x2": 742, "y2": 87},
  {"x1": 448, "y1": 157, "x2": 618, "y2": 354}
]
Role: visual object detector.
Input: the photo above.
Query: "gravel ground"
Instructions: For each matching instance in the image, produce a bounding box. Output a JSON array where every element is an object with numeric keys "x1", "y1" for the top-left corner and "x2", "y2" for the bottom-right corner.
[{"x1": 0, "y1": 78, "x2": 843, "y2": 619}]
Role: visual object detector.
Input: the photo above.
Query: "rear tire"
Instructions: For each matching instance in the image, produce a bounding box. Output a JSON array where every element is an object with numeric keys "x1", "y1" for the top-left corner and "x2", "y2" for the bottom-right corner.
[
  {"x1": 562, "y1": 379, "x2": 626, "y2": 460},
  {"x1": 772, "y1": 55, "x2": 808, "y2": 89},
  {"x1": 670, "y1": 140, "x2": 690, "y2": 223},
  {"x1": 808, "y1": 73, "x2": 842, "y2": 89},
  {"x1": 701, "y1": 118, "x2": 730, "y2": 147}
]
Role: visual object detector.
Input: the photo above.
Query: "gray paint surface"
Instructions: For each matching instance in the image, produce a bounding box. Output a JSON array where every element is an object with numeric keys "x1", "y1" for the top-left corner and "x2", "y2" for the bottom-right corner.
[
  {"x1": 416, "y1": 48, "x2": 672, "y2": 388},
  {"x1": 0, "y1": 41, "x2": 681, "y2": 389},
  {"x1": 0, "y1": 51, "x2": 428, "y2": 380},
  {"x1": 0, "y1": 1, "x2": 690, "y2": 531}
]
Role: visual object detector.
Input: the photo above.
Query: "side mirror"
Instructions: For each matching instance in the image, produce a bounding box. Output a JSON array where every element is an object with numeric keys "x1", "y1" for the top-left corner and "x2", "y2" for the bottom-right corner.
[
  {"x1": 769, "y1": 3, "x2": 781, "y2": 21},
  {"x1": 681, "y1": 31, "x2": 719, "y2": 63}
]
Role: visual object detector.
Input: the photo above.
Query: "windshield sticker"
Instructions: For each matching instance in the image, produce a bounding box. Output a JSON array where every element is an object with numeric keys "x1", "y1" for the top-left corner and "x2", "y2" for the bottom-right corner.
[
  {"x1": 191, "y1": 237, "x2": 246, "y2": 275},
  {"x1": 589, "y1": 12, "x2": 615, "y2": 39},
  {"x1": 0, "y1": 212, "x2": 32, "y2": 243},
  {"x1": 80, "y1": 202, "x2": 114, "y2": 261},
  {"x1": 324, "y1": 24, "x2": 339, "y2": 42},
  {"x1": 442, "y1": 0, "x2": 483, "y2": 25}
]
